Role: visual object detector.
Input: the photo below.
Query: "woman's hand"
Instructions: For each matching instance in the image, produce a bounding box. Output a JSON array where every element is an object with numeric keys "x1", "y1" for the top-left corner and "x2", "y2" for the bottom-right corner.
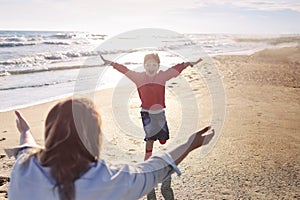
[
  {"x1": 169, "y1": 126, "x2": 214, "y2": 165},
  {"x1": 15, "y1": 111, "x2": 37, "y2": 146},
  {"x1": 15, "y1": 111, "x2": 30, "y2": 134},
  {"x1": 187, "y1": 126, "x2": 214, "y2": 152}
]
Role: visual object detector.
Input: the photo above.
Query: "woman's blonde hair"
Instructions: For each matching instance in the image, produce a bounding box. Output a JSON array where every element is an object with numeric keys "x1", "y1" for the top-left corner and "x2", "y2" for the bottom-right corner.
[{"x1": 36, "y1": 98, "x2": 102, "y2": 200}]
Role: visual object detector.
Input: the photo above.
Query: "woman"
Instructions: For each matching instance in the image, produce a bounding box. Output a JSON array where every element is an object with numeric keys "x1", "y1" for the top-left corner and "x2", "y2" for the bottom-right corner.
[{"x1": 5, "y1": 98, "x2": 214, "y2": 200}]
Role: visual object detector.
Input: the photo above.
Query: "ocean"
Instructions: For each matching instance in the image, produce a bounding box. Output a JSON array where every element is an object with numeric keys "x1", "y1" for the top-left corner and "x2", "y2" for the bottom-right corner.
[{"x1": 0, "y1": 30, "x2": 298, "y2": 112}]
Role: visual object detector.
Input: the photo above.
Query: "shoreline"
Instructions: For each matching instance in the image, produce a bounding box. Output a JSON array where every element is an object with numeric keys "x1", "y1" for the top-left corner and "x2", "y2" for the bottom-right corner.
[{"x1": 1, "y1": 45, "x2": 299, "y2": 113}]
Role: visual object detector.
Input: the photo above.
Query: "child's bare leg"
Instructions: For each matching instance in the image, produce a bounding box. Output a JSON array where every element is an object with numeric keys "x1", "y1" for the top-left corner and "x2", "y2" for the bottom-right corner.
[
  {"x1": 144, "y1": 140, "x2": 154, "y2": 161},
  {"x1": 145, "y1": 139, "x2": 157, "y2": 199}
]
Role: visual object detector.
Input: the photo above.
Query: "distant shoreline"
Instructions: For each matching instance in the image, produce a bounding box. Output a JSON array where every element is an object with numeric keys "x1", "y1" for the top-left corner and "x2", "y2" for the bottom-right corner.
[
  {"x1": 1, "y1": 45, "x2": 299, "y2": 113},
  {"x1": 1, "y1": 31, "x2": 299, "y2": 113}
]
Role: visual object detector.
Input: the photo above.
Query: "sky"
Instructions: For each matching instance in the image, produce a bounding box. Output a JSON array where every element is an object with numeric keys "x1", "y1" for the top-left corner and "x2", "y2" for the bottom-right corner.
[{"x1": 0, "y1": 0, "x2": 299, "y2": 34}]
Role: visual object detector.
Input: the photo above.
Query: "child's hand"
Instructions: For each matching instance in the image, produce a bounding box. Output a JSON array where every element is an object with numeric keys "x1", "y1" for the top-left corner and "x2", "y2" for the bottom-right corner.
[
  {"x1": 99, "y1": 54, "x2": 113, "y2": 65},
  {"x1": 189, "y1": 58, "x2": 203, "y2": 67}
]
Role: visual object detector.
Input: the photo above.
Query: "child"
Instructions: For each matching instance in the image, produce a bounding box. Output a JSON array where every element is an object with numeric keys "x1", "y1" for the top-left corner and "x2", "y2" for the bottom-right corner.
[
  {"x1": 99, "y1": 53, "x2": 203, "y2": 160},
  {"x1": 100, "y1": 53, "x2": 202, "y2": 199}
]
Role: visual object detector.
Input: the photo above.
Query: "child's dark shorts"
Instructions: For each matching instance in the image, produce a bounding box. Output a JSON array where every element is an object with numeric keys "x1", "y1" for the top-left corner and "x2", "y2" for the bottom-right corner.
[{"x1": 140, "y1": 110, "x2": 170, "y2": 141}]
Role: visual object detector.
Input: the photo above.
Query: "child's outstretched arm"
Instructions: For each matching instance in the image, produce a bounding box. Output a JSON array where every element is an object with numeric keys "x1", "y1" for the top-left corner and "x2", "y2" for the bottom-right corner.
[
  {"x1": 99, "y1": 54, "x2": 139, "y2": 83},
  {"x1": 163, "y1": 58, "x2": 203, "y2": 81},
  {"x1": 181, "y1": 57, "x2": 203, "y2": 68},
  {"x1": 99, "y1": 54, "x2": 128, "y2": 74}
]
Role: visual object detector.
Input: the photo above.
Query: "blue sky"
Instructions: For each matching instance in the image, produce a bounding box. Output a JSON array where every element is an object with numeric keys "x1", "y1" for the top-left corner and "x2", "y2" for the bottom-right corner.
[{"x1": 0, "y1": 0, "x2": 299, "y2": 34}]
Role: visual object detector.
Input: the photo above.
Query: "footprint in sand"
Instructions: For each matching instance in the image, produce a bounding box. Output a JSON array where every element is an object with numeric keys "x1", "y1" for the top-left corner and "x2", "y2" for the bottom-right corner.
[
  {"x1": 128, "y1": 149, "x2": 136, "y2": 152},
  {"x1": 0, "y1": 177, "x2": 9, "y2": 186},
  {"x1": 0, "y1": 177, "x2": 9, "y2": 198},
  {"x1": 0, "y1": 191, "x2": 8, "y2": 199},
  {"x1": 0, "y1": 138, "x2": 6, "y2": 142}
]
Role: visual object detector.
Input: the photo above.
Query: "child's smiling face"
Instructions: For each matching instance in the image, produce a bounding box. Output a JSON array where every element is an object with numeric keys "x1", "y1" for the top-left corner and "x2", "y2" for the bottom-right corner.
[{"x1": 144, "y1": 58, "x2": 159, "y2": 76}]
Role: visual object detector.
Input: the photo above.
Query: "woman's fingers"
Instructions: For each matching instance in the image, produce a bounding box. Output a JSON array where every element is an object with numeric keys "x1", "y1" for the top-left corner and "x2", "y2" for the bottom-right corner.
[
  {"x1": 198, "y1": 126, "x2": 211, "y2": 135},
  {"x1": 188, "y1": 126, "x2": 214, "y2": 150},
  {"x1": 15, "y1": 110, "x2": 21, "y2": 118},
  {"x1": 202, "y1": 129, "x2": 215, "y2": 145},
  {"x1": 14, "y1": 110, "x2": 30, "y2": 133}
]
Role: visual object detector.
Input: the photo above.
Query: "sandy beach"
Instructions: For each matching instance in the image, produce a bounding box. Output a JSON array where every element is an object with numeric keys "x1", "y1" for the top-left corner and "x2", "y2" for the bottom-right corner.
[{"x1": 0, "y1": 46, "x2": 299, "y2": 199}]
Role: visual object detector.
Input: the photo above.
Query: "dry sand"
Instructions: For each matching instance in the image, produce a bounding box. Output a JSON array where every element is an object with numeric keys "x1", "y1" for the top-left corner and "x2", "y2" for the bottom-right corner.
[{"x1": 0, "y1": 46, "x2": 299, "y2": 199}]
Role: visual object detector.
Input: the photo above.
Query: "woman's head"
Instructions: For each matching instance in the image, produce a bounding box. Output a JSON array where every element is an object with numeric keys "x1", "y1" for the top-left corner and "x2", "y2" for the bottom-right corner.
[
  {"x1": 43, "y1": 98, "x2": 102, "y2": 161},
  {"x1": 38, "y1": 98, "x2": 102, "y2": 200},
  {"x1": 144, "y1": 53, "x2": 160, "y2": 76}
]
